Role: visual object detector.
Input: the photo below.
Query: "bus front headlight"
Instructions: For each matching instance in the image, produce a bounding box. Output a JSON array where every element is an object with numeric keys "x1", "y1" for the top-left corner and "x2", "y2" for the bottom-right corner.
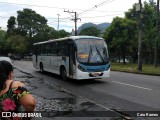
[{"x1": 78, "y1": 64, "x2": 86, "y2": 72}]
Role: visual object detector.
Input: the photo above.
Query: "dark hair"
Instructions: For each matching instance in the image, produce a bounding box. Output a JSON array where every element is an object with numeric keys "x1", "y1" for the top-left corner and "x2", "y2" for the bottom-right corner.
[{"x1": 0, "y1": 60, "x2": 13, "y2": 91}]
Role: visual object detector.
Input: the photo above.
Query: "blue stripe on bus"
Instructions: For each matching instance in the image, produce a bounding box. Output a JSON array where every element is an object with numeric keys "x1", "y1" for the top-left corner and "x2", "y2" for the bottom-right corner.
[{"x1": 79, "y1": 63, "x2": 110, "y2": 72}]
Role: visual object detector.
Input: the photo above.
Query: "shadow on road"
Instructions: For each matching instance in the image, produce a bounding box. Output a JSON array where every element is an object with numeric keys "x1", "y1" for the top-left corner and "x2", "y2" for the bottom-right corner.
[{"x1": 35, "y1": 71, "x2": 108, "y2": 86}]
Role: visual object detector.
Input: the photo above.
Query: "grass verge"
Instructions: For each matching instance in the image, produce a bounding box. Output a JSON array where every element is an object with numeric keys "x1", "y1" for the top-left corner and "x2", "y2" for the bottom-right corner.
[{"x1": 111, "y1": 62, "x2": 160, "y2": 76}]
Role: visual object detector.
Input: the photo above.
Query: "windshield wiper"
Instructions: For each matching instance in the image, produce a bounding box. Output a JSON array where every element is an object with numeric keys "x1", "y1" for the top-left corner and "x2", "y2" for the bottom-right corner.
[
  {"x1": 95, "y1": 45, "x2": 104, "y2": 62},
  {"x1": 87, "y1": 45, "x2": 92, "y2": 63}
]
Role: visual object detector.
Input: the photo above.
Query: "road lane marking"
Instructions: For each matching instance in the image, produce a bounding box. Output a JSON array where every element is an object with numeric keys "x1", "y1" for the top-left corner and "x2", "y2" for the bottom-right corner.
[{"x1": 112, "y1": 81, "x2": 152, "y2": 91}]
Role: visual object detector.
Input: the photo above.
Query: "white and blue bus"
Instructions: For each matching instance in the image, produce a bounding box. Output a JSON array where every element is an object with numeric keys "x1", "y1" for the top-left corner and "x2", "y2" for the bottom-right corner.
[{"x1": 32, "y1": 36, "x2": 110, "y2": 80}]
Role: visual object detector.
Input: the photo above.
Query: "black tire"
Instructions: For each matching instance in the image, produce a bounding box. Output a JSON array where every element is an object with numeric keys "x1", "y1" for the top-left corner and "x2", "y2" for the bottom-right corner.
[
  {"x1": 60, "y1": 67, "x2": 67, "y2": 80},
  {"x1": 40, "y1": 63, "x2": 44, "y2": 73}
]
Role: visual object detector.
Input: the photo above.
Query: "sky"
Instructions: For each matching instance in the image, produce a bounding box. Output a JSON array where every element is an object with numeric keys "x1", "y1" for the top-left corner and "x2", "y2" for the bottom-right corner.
[{"x1": 0, "y1": 0, "x2": 147, "y2": 32}]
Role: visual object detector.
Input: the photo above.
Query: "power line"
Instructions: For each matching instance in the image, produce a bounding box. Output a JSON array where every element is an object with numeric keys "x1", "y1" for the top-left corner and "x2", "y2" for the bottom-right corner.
[
  {"x1": 47, "y1": 16, "x2": 72, "y2": 24},
  {"x1": 0, "y1": 12, "x2": 124, "y2": 24},
  {"x1": 78, "y1": 0, "x2": 115, "y2": 16},
  {"x1": 95, "y1": 0, "x2": 115, "y2": 8},
  {"x1": 0, "y1": 15, "x2": 69, "y2": 20},
  {"x1": 0, "y1": 1, "x2": 66, "y2": 10},
  {"x1": 46, "y1": 13, "x2": 124, "y2": 25},
  {"x1": 48, "y1": 20, "x2": 104, "y2": 25},
  {"x1": 0, "y1": 0, "x2": 121, "y2": 26},
  {"x1": 0, "y1": 0, "x2": 122, "y2": 32},
  {"x1": 0, "y1": 1, "x2": 123, "y2": 13},
  {"x1": 61, "y1": 0, "x2": 115, "y2": 34},
  {"x1": 79, "y1": 13, "x2": 124, "y2": 18},
  {"x1": 1, "y1": 12, "x2": 121, "y2": 30}
]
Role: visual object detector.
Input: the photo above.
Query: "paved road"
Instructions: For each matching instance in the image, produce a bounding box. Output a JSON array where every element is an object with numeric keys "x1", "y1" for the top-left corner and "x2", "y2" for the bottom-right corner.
[{"x1": 13, "y1": 60, "x2": 160, "y2": 120}]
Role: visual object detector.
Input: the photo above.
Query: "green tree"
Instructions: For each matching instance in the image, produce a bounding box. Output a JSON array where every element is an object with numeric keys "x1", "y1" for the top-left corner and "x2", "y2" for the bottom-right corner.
[
  {"x1": 33, "y1": 25, "x2": 52, "y2": 43},
  {"x1": 7, "y1": 16, "x2": 16, "y2": 37},
  {"x1": 125, "y1": 2, "x2": 157, "y2": 64},
  {"x1": 58, "y1": 29, "x2": 70, "y2": 38},
  {"x1": 142, "y1": 2, "x2": 156, "y2": 64},
  {"x1": 34, "y1": 27, "x2": 70, "y2": 42},
  {"x1": 0, "y1": 29, "x2": 7, "y2": 55},
  {"x1": 6, "y1": 8, "x2": 70, "y2": 55},
  {"x1": 103, "y1": 17, "x2": 137, "y2": 64},
  {"x1": 124, "y1": 4, "x2": 139, "y2": 63},
  {"x1": 47, "y1": 27, "x2": 59, "y2": 39},
  {"x1": 79, "y1": 26, "x2": 100, "y2": 37},
  {"x1": 16, "y1": 8, "x2": 47, "y2": 52},
  {"x1": 4, "y1": 35, "x2": 27, "y2": 57}
]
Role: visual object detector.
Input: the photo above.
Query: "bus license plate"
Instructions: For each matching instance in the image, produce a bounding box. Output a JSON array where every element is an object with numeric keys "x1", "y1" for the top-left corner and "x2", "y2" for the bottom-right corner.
[{"x1": 92, "y1": 73, "x2": 99, "y2": 77}]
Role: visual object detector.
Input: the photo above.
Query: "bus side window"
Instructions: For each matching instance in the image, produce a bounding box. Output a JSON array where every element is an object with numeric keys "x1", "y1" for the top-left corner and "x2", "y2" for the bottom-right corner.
[
  {"x1": 41, "y1": 45, "x2": 45, "y2": 55},
  {"x1": 35, "y1": 45, "x2": 40, "y2": 55},
  {"x1": 51, "y1": 43, "x2": 54, "y2": 55},
  {"x1": 58, "y1": 41, "x2": 66, "y2": 56},
  {"x1": 55, "y1": 42, "x2": 59, "y2": 55},
  {"x1": 51, "y1": 42, "x2": 56, "y2": 55},
  {"x1": 58, "y1": 42, "x2": 61, "y2": 55},
  {"x1": 44, "y1": 44, "x2": 47, "y2": 55},
  {"x1": 45, "y1": 43, "x2": 51, "y2": 55},
  {"x1": 61, "y1": 42, "x2": 67, "y2": 56},
  {"x1": 64, "y1": 42, "x2": 69, "y2": 56}
]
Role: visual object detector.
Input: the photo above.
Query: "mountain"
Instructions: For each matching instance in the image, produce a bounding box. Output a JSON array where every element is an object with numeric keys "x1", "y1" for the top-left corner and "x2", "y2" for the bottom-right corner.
[{"x1": 77, "y1": 22, "x2": 110, "y2": 34}]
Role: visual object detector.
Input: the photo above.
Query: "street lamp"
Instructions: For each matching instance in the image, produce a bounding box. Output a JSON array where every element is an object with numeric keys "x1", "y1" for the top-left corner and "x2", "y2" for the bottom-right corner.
[{"x1": 57, "y1": 14, "x2": 60, "y2": 31}]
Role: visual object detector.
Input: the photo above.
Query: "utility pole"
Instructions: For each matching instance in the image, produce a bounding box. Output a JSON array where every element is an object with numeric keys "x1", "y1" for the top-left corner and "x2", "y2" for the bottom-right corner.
[
  {"x1": 74, "y1": 12, "x2": 77, "y2": 35},
  {"x1": 64, "y1": 10, "x2": 80, "y2": 35},
  {"x1": 57, "y1": 14, "x2": 60, "y2": 31},
  {"x1": 137, "y1": 0, "x2": 142, "y2": 71},
  {"x1": 154, "y1": 0, "x2": 159, "y2": 68}
]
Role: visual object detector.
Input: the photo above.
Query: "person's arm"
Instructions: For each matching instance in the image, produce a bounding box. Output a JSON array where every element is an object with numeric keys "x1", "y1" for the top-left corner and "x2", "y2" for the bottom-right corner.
[
  {"x1": 19, "y1": 94, "x2": 35, "y2": 112},
  {"x1": 12, "y1": 81, "x2": 36, "y2": 112}
]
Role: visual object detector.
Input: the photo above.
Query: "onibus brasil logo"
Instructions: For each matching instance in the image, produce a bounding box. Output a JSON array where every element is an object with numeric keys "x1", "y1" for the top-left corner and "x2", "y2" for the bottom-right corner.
[{"x1": 2, "y1": 112, "x2": 42, "y2": 118}]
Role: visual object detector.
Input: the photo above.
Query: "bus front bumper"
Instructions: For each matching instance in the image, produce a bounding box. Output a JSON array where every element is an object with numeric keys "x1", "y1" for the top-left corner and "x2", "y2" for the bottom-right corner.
[{"x1": 75, "y1": 69, "x2": 110, "y2": 80}]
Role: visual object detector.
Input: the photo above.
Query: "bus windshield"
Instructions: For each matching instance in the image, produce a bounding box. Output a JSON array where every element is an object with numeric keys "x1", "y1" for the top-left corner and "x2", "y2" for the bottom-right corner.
[{"x1": 75, "y1": 39, "x2": 109, "y2": 64}]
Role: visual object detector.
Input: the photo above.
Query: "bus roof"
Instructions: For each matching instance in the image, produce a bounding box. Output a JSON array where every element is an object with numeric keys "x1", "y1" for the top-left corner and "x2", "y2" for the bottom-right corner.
[{"x1": 33, "y1": 35, "x2": 104, "y2": 45}]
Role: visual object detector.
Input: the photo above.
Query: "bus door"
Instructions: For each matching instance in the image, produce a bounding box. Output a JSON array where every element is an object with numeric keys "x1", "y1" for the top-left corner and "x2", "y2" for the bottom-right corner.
[{"x1": 68, "y1": 43, "x2": 76, "y2": 77}]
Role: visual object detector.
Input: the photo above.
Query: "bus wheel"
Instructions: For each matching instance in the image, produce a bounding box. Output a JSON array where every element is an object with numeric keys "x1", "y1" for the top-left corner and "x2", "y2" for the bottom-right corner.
[
  {"x1": 40, "y1": 63, "x2": 44, "y2": 73},
  {"x1": 61, "y1": 68, "x2": 67, "y2": 80}
]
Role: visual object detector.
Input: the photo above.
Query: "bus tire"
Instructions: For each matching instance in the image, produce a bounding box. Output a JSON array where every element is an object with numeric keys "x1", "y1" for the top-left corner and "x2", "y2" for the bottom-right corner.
[
  {"x1": 40, "y1": 63, "x2": 44, "y2": 73},
  {"x1": 60, "y1": 67, "x2": 67, "y2": 80}
]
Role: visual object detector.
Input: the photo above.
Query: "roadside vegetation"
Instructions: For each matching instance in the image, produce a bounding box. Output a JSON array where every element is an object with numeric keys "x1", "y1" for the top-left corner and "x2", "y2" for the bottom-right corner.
[
  {"x1": 0, "y1": 9, "x2": 70, "y2": 57},
  {"x1": 111, "y1": 62, "x2": 160, "y2": 76}
]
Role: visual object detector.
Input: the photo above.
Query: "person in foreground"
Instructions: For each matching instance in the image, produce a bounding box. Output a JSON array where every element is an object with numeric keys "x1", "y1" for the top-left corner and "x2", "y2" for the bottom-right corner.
[{"x1": 0, "y1": 60, "x2": 36, "y2": 120}]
